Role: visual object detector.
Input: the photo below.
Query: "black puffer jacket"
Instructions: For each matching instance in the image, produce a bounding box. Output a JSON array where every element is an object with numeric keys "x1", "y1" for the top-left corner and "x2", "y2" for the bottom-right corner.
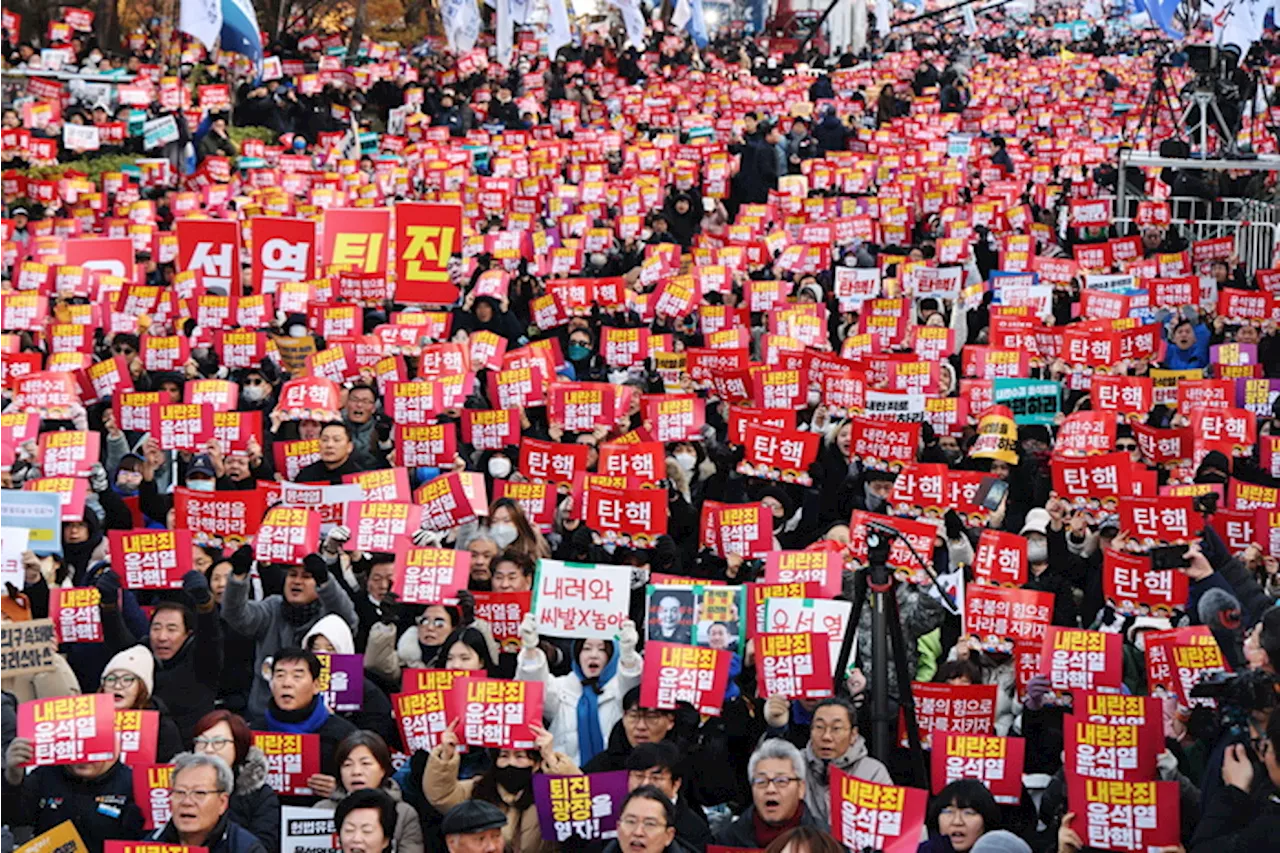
[
  {"x1": 3, "y1": 761, "x2": 144, "y2": 853},
  {"x1": 228, "y1": 746, "x2": 281, "y2": 852}
]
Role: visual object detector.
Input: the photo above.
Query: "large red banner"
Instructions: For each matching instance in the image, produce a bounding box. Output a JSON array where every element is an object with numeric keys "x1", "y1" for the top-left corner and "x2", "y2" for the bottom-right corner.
[
  {"x1": 395, "y1": 202, "x2": 462, "y2": 305},
  {"x1": 177, "y1": 219, "x2": 241, "y2": 292},
  {"x1": 250, "y1": 216, "x2": 315, "y2": 293},
  {"x1": 322, "y1": 208, "x2": 391, "y2": 274}
]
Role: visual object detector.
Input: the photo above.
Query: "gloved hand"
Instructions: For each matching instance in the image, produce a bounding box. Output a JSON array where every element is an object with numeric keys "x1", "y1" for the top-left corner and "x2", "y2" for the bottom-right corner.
[
  {"x1": 764, "y1": 694, "x2": 790, "y2": 729},
  {"x1": 322, "y1": 525, "x2": 351, "y2": 557},
  {"x1": 303, "y1": 553, "x2": 330, "y2": 586},
  {"x1": 456, "y1": 589, "x2": 476, "y2": 626},
  {"x1": 1023, "y1": 674, "x2": 1052, "y2": 711},
  {"x1": 182, "y1": 569, "x2": 212, "y2": 608},
  {"x1": 412, "y1": 528, "x2": 444, "y2": 547},
  {"x1": 88, "y1": 462, "x2": 109, "y2": 493},
  {"x1": 4, "y1": 737, "x2": 32, "y2": 786},
  {"x1": 520, "y1": 612, "x2": 540, "y2": 651},
  {"x1": 94, "y1": 569, "x2": 122, "y2": 611},
  {"x1": 230, "y1": 544, "x2": 254, "y2": 577},
  {"x1": 375, "y1": 412, "x2": 394, "y2": 446},
  {"x1": 618, "y1": 619, "x2": 639, "y2": 666},
  {"x1": 1156, "y1": 748, "x2": 1180, "y2": 781},
  {"x1": 378, "y1": 591, "x2": 401, "y2": 625}
]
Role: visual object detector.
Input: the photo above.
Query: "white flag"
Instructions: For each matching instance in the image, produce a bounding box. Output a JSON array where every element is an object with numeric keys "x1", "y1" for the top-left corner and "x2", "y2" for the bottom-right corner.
[
  {"x1": 875, "y1": 0, "x2": 890, "y2": 37},
  {"x1": 546, "y1": 0, "x2": 572, "y2": 59},
  {"x1": 442, "y1": 0, "x2": 482, "y2": 54},
  {"x1": 609, "y1": 0, "x2": 647, "y2": 50},
  {"x1": 180, "y1": 0, "x2": 222, "y2": 51},
  {"x1": 672, "y1": 0, "x2": 692, "y2": 29},
  {"x1": 497, "y1": 0, "x2": 514, "y2": 66}
]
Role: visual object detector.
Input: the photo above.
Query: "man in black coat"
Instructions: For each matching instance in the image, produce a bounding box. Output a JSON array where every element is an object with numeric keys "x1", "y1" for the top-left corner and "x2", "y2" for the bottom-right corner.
[
  {"x1": 297, "y1": 422, "x2": 369, "y2": 484},
  {"x1": 1188, "y1": 708, "x2": 1280, "y2": 853},
  {"x1": 2, "y1": 748, "x2": 144, "y2": 853},
  {"x1": 149, "y1": 752, "x2": 265, "y2": 853},
  {"x1": 712, "y1": 739, "x2": 828, "y2": 847}
]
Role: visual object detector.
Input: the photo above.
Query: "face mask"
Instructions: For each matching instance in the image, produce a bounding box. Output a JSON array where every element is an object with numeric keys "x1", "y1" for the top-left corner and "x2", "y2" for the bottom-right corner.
[
  {"x1": 674, "y1": 452, "x2": 697, "y2": 473},
  {"x1": 589, "y1": 253, "x2": 608, "y2": 267},
  {"x1": 567, "y1": 343, "x2": 592, "y2": 362},
  {"x1": 863, "y1": 482, "x2": 886, "y2": 513},
  {"x1": 116, "y1": 472, "x2": 142, "y2": 490},
  {"x1": 288, "y1": 324, "x2": 308, "y2": 338},
  {"x1": 942, "y1": 448, "x2": 963, "y2": 464},
  {"x1": 1027, "y1": 540, "x2": 1049, "y2": 564},
  {"x1": 488, "y1": 456, "x2": 513, "y2": 479},
  {"x1": 494, "y1": 764, "x2": 533, "y2": 793},
  {"x1": 243, "y1": 383, "x2": 268, "y2": 402},
  {"x1": 490, "y1": 522, "x2": 518, "y2": 548},
  {"x1": 807, "y1": 390, "x2": 822, "y2": 407},
  {"x1": 187, "y1": 479, "x2": 216, "y2": 493},
  {"x1": 1133, "y1": 632, "x2": 1147, "y2": 653}
]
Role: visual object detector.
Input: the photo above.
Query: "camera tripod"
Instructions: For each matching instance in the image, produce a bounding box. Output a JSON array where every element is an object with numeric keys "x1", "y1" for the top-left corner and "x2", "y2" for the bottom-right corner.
[{"x1": 833, "y1": 521, "x2": 958, "y2": 789}]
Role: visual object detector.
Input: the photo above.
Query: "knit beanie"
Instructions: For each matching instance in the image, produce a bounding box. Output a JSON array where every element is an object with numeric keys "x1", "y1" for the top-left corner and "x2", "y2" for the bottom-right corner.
[
  {"x1": 104, "y1": 645, "x2": 155, "y2": 696},
  {"x1": 971, "y1": 831, "x2": 1032, "y2": 853}
]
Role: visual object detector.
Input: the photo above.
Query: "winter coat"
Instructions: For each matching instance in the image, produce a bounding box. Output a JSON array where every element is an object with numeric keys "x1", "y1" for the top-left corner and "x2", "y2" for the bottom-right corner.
[
  {"x1": 150, "y1": 812, "x2": 265, "y2": 853},
  {"x1": 229, "y1": 747, "x2": 280, "y2": 852},
  {"x1": 301, "y1": 615, "x2": 398, "y2": 745},
  {"x1": 250, "y1": 699, "x2": 358, "y2": 779},
  {"x1": 1190, "y1": 787, "x2": 1280, "y2": 853},
  {"x1": 3, "y1": 761, "x2": 144, "y2": 853},
  {"x1": 147, "y1": 695, "x2": 184, "y2": 762},
  {"x1": 222, "y1": 573, "x2": 359, "y2": 720},
  {"x1": 424, "y1": 744, "x2": 580, "y2": 853},
  {"x1": 315, "y1": 777, "x2": 424, "y2": 853},
  {"x1": 800, "y1": 736, "x2": 892, "y2": 826},
  {"x1": 516, "y1": 646, "x2": 642, "y2": 766},
  {"x1": 711, "y1": 804, "x2": 827, "y2": 848}
]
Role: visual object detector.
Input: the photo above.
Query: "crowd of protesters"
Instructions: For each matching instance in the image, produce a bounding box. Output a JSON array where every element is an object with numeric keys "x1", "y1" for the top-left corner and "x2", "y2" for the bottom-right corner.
[{"x1": 3, "y1": 5, "x2": 1280, "y2": 853}]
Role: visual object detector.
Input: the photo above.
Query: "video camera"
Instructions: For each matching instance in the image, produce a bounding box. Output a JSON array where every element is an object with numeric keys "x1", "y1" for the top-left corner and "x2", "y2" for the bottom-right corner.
[{"x1": 1190, "y1": 668, "x2": 1279, "y2": 713}]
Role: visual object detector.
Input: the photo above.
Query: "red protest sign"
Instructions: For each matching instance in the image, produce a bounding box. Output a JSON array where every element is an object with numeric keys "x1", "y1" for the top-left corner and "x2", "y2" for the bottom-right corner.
[
  {"x1": 709, "y1": 503, "x2": 774, "y2": 559},
  {"x1": 584, "y1": 485, "x2": 667, "y2": 547},
  {"x1": 1066, "y1": 715, "x2": 1157, "y2": 782},
  {"x1": 1116, "y1": 496, "x2": 1197, "y2": 549},
  {"x1": 107, "y1": 529, "x2": 192, "y2": 589},
  {"x1": 899, "y1": 682, "x2": 999, "y2": 747},
  {"x1": 50, "y1": 587, "x2": 102, "y2": 643},
  {"x1": 1145, "y1": 626, "x2": 1217, "y2": 698},
  {"x1": 761, "y1": 551, "x2": 842, "y2": 597},
  {"x1": 1103, "y1": 549, "x2": 1188, "y2": 617},
  {"x1": 930, "y1": 731, "x2": 1025, "y2": 804},
  {"x1": 1054, "y1": 411, "x2": 1117, "y2": 456},
  {"x1": 250, "y1": 216, "x2": 315, "y2": 293},
  {"x1": 638, "y1": 642, "x2": 732, "y2": 716},
  {"x1": 754, "y1": 633, "x2": 833, "y2": 700},
  {"x1": 177, "y1": 219, "x2": 240, "y2": 291},
  {"x1": 174, "y1": 487, "x2": 265, "y2": 547},
  {"x1": 964, "y1": 584, "x2": 1053, "y2": 654},
  {"x1": 115, "y1": 709, "x2": 159, "y2": 766},
  {"x1": 151, "y1": 403, "x2": 213, "y2": 451},
  {"x1": 36, "y1": 430, "x2": 98, "y2": 477},
  {"x1": 323, "y1": 208, "x2": 390, "y2": 274},
  {"x1": 972, "y1": 529, "x2": 1027, "y2": 587},
  {"x1": 133, "y1": 764, "x2": 174, "y2": 829},
  {"x1": 598, "y1": 441, "x2": 665, "y2": 484},
  {"x1": 848, "y1": 416, "x2": 921, "y2": 472},
  {"x1": 395, "y1": 203, "x2": 461, "y2": 304},
  {"x1": 415, "y1": 472, "x2": 480, "y2": 531},
  {"x1": 461, "y1": 409, "x2": 521, "y2": 450},
  {"x1": 448, "y1": 678, "x2": 545, "y2": 748},
  {"x1": 829, "y1": 771, "x2": 927, "y2": 853},
  {"x1": 253, "y1": 507, "x2": 321, "y2": 564},
  {"x1": 737, "y1": 423, "x2": 819, "y2": 486},
  {"x1": 392, "y1": 545, "x2": 469, "y2": 605},
  {"x1": 488, "y1": 365, "x2": 546, "y2": 409},
  {"x1": 1073, "y1": 692, "x2": 1165, "y2": 757},
  {"x1": 520, "y1": 437, "x2": 589, "y2": 485},
  {"x1": 17, "y1": 694, "x2": 116, "y2": 765},
  {"x1": 344, "y1": 501, "x2": 423, "y2": 553},
  {"x1": 394, "y1": 669, "x2": 469, "y2": 753},
  {"x1": 644, "y1": 395, "x2": 705, "y2": 442},
  {"x1": 1040, "y1": 627, "x2": 1123, "y2": 705},
  {"x1": 1065, "y1": 778, "x2": 1180, "y2": 853},
  {"x1": 549, "y1": 382, "x2": 616, "y2": 432},
  {"x1": 252, "y1": 732, "x2": 321, "y2": 796},
  {"x1": 847, "y1": 512, "x2": 938, "y2": 582},
  {"x1": 472, "y1": 591, "x2": 532, "y2": 655}
]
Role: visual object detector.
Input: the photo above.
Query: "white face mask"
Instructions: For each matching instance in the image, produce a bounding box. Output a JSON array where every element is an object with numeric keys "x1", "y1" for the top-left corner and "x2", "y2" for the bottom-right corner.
[
  {"x1": 674, "y1": 452, "x2": 697, "y2": 474},
  {"x1": 243, "y1": 383, "x2": 268, "y2": 402},
  {"x1": 187, "y1": 478, "x2": 216, "y2": 492},
  {"x1": 807, "y1": 390, "x2": 822, "y2": 407},
  {"x1": 490, "y1": 522, "x2": 518, "y2": 548},
  {"x1": 487, "y1": 456, "x2": 513, "y2": 479}
]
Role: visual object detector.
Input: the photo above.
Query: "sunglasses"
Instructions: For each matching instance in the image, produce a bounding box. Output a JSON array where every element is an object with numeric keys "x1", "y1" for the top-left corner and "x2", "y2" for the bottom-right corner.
[{"x1": 244, "y1": 377, "x2": 266, "y2": 386}]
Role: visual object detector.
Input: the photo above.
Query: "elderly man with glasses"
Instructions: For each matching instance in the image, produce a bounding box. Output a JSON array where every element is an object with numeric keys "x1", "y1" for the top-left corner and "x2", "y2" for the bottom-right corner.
[
  {"x1": 148, "y1": 752, "x2": 266, "y2": 853},
  {"x1": 712, "y1": 739, "x2": 827, "y2": 848},
  {"x1": 150, "y1": 753, "x2": 264, "y2": 850}
]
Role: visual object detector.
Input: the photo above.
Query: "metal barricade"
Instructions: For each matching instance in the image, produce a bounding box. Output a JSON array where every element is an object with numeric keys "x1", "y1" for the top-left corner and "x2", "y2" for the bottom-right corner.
[{"x1": 1113, "y1": 216, "x2": 1280, "y2": 278}]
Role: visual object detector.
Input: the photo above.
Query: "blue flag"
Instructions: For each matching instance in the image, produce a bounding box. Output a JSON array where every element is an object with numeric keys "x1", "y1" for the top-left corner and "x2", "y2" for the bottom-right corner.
[
  {"x1": 220, "y1": 0, "x2": 264, "y2": 76},
  {"x1": 1147, "y1": 0, "x2": 1184, "y2": 38},
  {"x1": 686, "y1": 0, "x2": 709, "y2": 48}
]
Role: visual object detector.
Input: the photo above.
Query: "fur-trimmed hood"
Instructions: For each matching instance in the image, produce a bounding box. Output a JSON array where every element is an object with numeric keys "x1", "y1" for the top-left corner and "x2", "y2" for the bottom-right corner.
[{"x1": 236, "y1": 746, "x2": 270, "y2": 796}]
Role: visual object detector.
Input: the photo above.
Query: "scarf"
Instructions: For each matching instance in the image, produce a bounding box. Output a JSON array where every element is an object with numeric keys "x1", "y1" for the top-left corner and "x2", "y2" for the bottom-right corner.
[
  {"x1": 751, "y1": 802, "x2": 806, "y2": 847},
  {"x1": 572, "y1": 646, "x2": 619, "y2": 765},
  {"x1": 264, "y1": 695, "x2": 330, "y2": 734},
  {"x1": 282, "y1": 598, "x2": 323, "y2": 628}
]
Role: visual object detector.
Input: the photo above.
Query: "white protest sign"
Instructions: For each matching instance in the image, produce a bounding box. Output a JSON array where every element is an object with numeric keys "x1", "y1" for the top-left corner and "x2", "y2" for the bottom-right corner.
[
  {"x1": 834, "y1": 267, "x2": 881, "y2": 310},
  {"x1": 279, "y1": 482, "x2": 365, "y2": 530},
  {"x1": 764, "y1": 597, "x2": 854, "y2": 676},
  {"x1": 911, "y1": 266, "x2": 964, "y2": 299},
  {"x1": 1, "y1": 527, "x2": 30, "y2": 589},
  {"x1": 280, "y1": 806, "x2": 339, "y2": 853},
  {"x1": 531, "y1": 559, "x2": 631, "y2": 639},
  {"x1": 143, "y1": 115, "x2": 180, "y2": 150},
  {"x1": 62, "y1": 123, "x2": 101, "y2": 153}
]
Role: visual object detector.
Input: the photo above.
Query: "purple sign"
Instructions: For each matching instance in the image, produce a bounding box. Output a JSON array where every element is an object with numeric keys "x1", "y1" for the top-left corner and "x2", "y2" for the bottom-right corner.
[
  {"x1": 317, "y1": 653, "x2": 364, "y2": 712},
  {"x1": 1236, "y1": 377, "x2": 1280, "y2": 418},
  {"x1": 1212, "y1": 343, "x2": 1257, "y2": 366},
  {"x1": 533, "y1": 771, "x2": 629, "y2": 842}
]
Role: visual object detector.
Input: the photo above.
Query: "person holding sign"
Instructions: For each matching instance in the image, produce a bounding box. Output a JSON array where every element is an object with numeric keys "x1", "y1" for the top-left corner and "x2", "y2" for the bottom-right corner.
[
  {"x1": 516, "y1": 614, "x2": 642, "y2": 766},
  {"x1": 712, "y1": 739, "x2": 827, "y2": 847},
  {"x1": 303, "y1": 615, "x2": 398, "y2": 747},
  {"x1": 146, "y1": 751, "x2": 266, "y2": 853},
  {"x1": 425, "y1": 719, "x2": 578, "y2": 853},
  {"x1": 97, "y1": 645, "x2": 183, "y2": 762},
  {"x1": 3, "y1": 730, "x2": 145, "y2": 853}
]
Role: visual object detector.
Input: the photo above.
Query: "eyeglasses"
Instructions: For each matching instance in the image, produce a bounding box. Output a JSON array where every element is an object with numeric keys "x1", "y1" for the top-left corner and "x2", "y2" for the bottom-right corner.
[
  {"x1": 1115, "y1": 442, "x2": 1138, "y2": 451},
  {"x1": 625, "y1": 709, "x2": 669, "y2": 723},
  {"x1": 619, "y1": 817, "x2": 667, "y2": 832},
  {"x1": 112, "y1": 346, "x2": 135, "y2": 357},
  {"x1": 628, "y1": 770, "x2": 671, "y2": 784},
  {"x1": 811, "y1": 723, "x2": 850, "y2": 737},
  {"x1": 193, "y1": 736, "x2": 233, "y2": 752},
  {"x1": 171, "y1": 788, "x2": 225, "y2": 803},
  {"x1": 102, "y1": 673, "x2": 137, "y2": 689},
  {"x1": 750, "y1": 776, "x2": 800, "y2": 790},
  {"x1": 244, "y1": 377, "x2": 266, "y2": 386}
]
